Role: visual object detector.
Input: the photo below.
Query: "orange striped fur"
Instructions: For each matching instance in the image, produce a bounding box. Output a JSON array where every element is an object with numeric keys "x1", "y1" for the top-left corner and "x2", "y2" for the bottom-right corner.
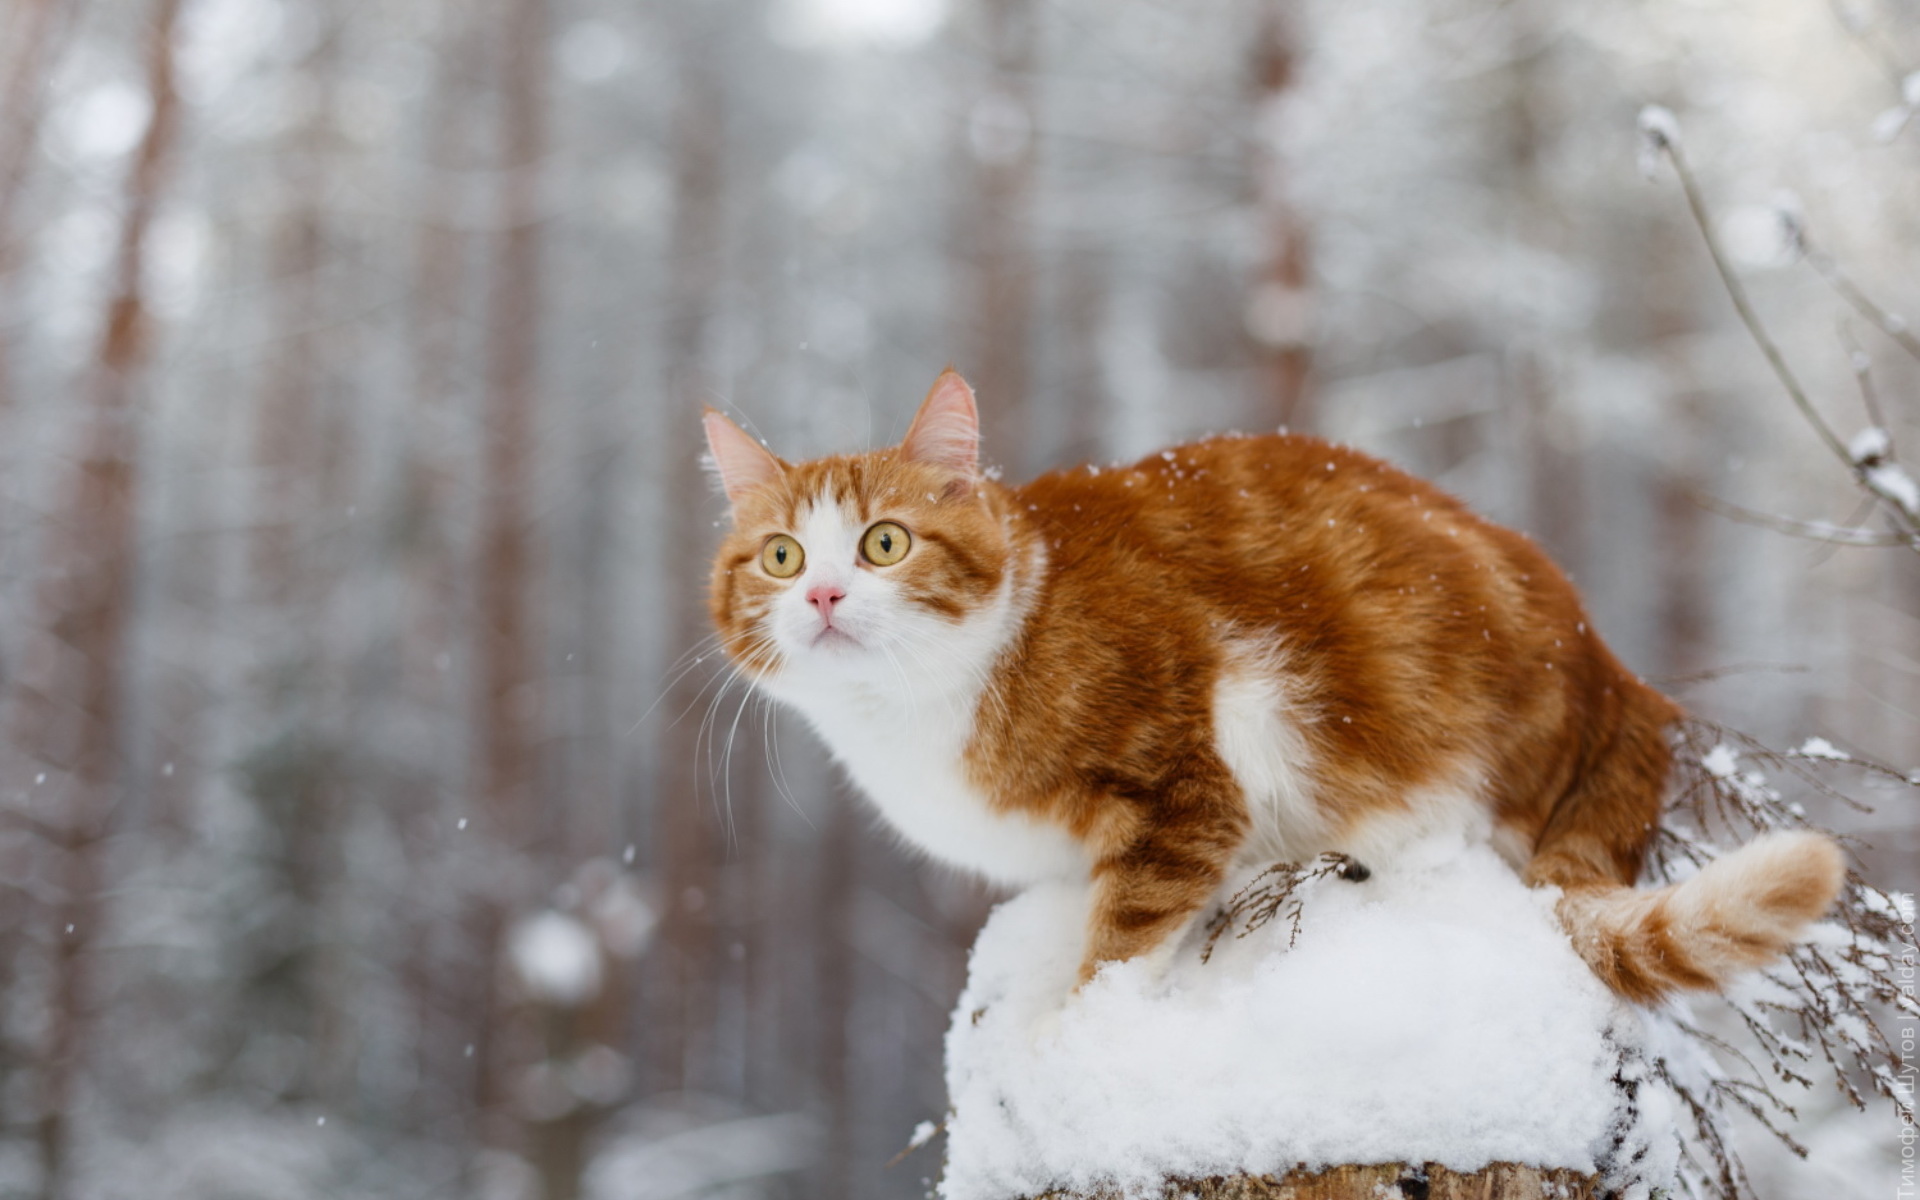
[{"x1": 702, "y1": 371, "x2": 1845, "y2": 1002}]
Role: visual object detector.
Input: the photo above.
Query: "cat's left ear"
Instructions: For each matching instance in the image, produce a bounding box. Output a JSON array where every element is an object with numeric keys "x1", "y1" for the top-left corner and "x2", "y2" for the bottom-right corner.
[
  {"x1": 900, "y1": 368, "x2": 980, "y2": 477},
  {"x1": 702, "y1": 409, "x2": 785, "y2": 513}
]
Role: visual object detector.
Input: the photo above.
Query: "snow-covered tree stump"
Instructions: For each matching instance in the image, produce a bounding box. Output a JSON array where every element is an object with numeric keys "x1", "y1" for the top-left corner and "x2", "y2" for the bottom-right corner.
[
  {"x1": 1029, "y1": 1161, "x2": 1600, "y2": 1199},
  {"x1": 935, "y1": 834, "x2": 1673, "y2": 1200}
]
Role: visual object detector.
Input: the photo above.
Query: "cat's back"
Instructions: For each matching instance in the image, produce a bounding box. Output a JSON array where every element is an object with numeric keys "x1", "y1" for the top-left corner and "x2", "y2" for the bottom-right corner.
[
  {"x1": 1010, "y1": 431, "x2": 1482, "y2": 595},
  {"x1": 984, "y1": 428, "x2": 1660, "y2": 858},
  {"x1": 997, "y1": 429, "x2": 1602, "y2": 746}
]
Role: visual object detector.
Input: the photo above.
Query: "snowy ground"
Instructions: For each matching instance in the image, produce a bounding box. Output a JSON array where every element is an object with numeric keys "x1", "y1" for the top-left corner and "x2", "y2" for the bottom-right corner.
[{"x1": 940, "y1": 832, "x2": 1680, "y2": 1200}]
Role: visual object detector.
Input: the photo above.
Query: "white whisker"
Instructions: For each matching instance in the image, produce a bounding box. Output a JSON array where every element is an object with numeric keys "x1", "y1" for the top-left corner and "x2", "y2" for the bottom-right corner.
[{"x1": 628, "y1": 630, "x2": 730, "y2": 736}]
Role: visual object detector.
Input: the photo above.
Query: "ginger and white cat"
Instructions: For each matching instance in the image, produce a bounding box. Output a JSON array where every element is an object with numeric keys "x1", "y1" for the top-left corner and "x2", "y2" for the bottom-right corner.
[{"x1": 702, "y1": 370, "x2": 1844, "y2": 1002}]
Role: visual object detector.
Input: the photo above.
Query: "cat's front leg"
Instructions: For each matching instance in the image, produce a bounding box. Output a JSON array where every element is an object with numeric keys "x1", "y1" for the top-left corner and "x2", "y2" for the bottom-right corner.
[{"x1": 1078, "y1": 770, "x2": 1246, "y2": 986}]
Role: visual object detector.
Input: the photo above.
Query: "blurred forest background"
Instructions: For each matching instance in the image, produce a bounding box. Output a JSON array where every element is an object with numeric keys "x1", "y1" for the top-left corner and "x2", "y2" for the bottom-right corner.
[{"x1": 0, "y1": 0, "x2": 1914, "y2": 1197}]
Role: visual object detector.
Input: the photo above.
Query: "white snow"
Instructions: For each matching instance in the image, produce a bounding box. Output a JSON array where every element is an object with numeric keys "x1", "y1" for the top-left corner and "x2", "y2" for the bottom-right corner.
[
  {"x1": 940, "y1": 833, "x2": 1672, "y2": 1200},
  {"x1": 1636, "y1": 105, "x2": 1681, "y2": 147},
  {"x1": 1701, "y1": 744, "x2": 1740, "y2": 778},
  {"x1": 1865, "y1": 463, "x2": 1919, "y2": 516},
  {"x1": 1848, "y1": 426, "x2": 1891, "y2": 464},
  {"x1": 909, "y1": 1120, "x2": 939, "y2": 1150},
  {"x1": 1635, "y1": 106, "x2": 1680, "y2": 178},
  {"x1": 508, "y1": 911, "x2": 603, "y2": 1007},
  {"x1": 1794, "y1": 737, "x2": 1849, "y2": 761}
]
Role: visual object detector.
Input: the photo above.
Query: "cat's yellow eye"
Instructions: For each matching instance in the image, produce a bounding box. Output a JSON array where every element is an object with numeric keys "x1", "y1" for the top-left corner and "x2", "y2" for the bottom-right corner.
[
  {"x1": 762, "y1": 534, "x2": 805, "y2": 578},
  {"x1": 862, "y1": 521, "x2": 911, "y2": 566}
]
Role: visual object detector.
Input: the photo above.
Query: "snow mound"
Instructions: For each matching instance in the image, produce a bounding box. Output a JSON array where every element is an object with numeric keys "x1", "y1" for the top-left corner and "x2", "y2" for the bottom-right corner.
[{"x1": 941, "y1": 832, "x2": 1675, "y2": 1200}]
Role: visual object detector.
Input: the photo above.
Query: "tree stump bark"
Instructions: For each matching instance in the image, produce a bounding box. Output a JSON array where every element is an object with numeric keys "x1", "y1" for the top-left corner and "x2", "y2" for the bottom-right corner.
[{"x1": 1029, "y1": 1161, "x2": 1602, "y2": 1199}]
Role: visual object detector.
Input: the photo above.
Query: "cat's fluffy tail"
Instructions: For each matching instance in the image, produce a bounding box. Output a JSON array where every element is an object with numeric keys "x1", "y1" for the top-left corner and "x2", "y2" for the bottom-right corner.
[{"x1": 1554, "y1": 831, "x2": 1845, "y2": 1004}]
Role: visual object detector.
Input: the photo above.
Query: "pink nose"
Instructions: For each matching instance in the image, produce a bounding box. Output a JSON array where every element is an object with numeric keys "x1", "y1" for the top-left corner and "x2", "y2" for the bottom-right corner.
[{"x1": 807, "y1": 584, "x2": 845, "y2": 620}]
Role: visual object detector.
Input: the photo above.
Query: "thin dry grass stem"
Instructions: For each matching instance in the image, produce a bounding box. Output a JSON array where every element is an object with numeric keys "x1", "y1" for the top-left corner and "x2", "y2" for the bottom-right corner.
[
  {"x1": 1199, "y1": 853, "x2": 1357, "y2": 964},
  {"x1": 886, "y1": 1115, "x2": 949, "y2": 1168},
  {"x1": 1652, "y1": 715, "x2": 1919, "y2": 1200},
  {"x1": 1654, "y1": 1057, "x2": 1760, "y2": 1200}
]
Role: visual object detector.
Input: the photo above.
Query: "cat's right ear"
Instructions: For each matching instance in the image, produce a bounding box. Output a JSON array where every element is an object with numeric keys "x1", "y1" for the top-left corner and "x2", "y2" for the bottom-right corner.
[
  {"x1": 702, "y1": 409, "x2": 784, "y2": 513},
  {"x1": 900, "y1": 368, "x2": 980, "y2": 477}
]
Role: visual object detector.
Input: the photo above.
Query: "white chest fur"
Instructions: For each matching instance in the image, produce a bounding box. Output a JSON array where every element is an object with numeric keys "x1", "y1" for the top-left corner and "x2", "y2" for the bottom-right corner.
[{"x1": 789, "y1": 684, "x2": 1088, "y2": 887}]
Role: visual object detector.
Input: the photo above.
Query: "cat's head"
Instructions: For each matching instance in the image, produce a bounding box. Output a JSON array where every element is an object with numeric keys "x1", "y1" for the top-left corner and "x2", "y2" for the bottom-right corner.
[{"x1": 703, "y1": 370, "x2": 1019, "y2": 690}]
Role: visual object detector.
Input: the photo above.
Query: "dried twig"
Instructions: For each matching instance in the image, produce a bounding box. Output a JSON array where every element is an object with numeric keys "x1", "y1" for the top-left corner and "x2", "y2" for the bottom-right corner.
[
  {"x1": 1199, "y1": 853, "x2": 1358, "y2": 963},
  {"x1": 1648, "y1": 716, "x2": 1920, "y2": 1200},
  {"x1": 886, "y1": 1115, "x2": 949, "y2": 1168},
  {"x1": 1638, "y1": 110, "x2": 1851, "y2": 465}
]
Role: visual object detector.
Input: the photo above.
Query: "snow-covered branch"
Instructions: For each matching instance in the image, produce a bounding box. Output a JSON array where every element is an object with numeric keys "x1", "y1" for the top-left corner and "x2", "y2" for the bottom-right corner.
[{"x1": 1639, "y1": 106, "x2": 1920, "y2": 552}]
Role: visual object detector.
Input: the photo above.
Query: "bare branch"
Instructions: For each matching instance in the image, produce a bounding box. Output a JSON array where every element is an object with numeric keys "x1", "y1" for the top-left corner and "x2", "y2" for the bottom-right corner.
[
  {"x1": 1838, "y1": 323, "x2": 1892, "y2": 435},
  {"x1": 1798, "y1": 226, "x2": 1920, "y2": 366},
  {"x1": 1640, "y1": 113, "x2": 1852, "y2": 465},
  {"x1": 1690, "y1": 489, "x2": 1912, "y2": 547},
  {"x1": 1642, "y1": 110, "x2": 1920, "y2": 546}
]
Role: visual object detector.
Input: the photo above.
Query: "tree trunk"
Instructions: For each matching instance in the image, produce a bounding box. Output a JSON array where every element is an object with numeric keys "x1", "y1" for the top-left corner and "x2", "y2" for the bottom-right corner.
[
  {"x1": 650, "y1": 12, "x2": 727, "y2": 1096},
  {"x1": 475, "y1": 0, "x2": 552, "y2": 1166},
  {"x1": 811, "y1": 794, "x2": 858, "y2": 1198},
  {"x1": 7, "y1": 0, "x2": 185, "y2": 1195},
  {"x1": 0, "y1": 0, "x2": 80, "y2": 413},
  {"x1": 242, "y1": 7, "x2": 352, "y2": 1111},
  {"x1": 0, "y1": 0, "x2": 80, "y2": 1141},
  {"x1": 1243, "y1": 0, "x2": 1313, "y2": 433},
  {"x1": 248, "y1": 9, "x2": 340, "y2": 608},
  {"x1": 402, "y1": 0, "x2": 486, "y2": 1156},
  {"x1": 1498, "y1": 0, "x2": 1583, "y2": 582},
  {"x1": 962, "y1": 0, "x2": 1038, "y2": 469},
  {"x1": 476, "y1": 0, "x2": 550, "y2": 853},
  {"x1": 1032, "y1": 1162, "x2": 1602, "y2": 1199}
]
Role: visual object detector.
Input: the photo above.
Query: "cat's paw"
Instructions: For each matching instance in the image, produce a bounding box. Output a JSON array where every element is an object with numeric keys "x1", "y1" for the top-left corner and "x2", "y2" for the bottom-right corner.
[{"x1": 1073, "y1": 955, "x2": 1101, "y2": 990}]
